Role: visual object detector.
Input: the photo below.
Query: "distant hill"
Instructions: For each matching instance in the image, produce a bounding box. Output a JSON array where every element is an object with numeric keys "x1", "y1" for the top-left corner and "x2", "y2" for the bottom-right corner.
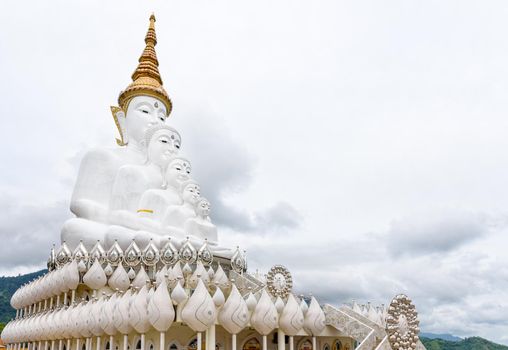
[
  {"x1": 0, "y1": 269, "x2": 46, "y2": 324},
  {"x1": 421, "y1": 333, "x2": 463, "y2": 342},
  {"x1": 421, "y1": 336, "x2": 508, "y2": 350}
]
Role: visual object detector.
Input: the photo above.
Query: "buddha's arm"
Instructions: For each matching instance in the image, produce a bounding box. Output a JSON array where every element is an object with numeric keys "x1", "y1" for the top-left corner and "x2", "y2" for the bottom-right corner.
[{"x1": 70, "y1": 149, "x2": 117, "y2": 222}]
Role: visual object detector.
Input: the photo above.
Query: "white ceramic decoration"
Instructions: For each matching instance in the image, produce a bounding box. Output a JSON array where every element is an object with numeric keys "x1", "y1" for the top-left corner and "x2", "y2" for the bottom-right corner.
[
  {"x1": 181, "y1": 279, "x2": 216, "y2": 332},
  {"x1": 218, "y1": 284, "x2": 249, "y2": 334},
  {"x1": 250, "y1": 290, "x2": 278, "y2": 335},
  {"x1": 82, "y1": 259, "x2": 107, "y2": 290},
  {"x1": 129, "y1": 285, "x2": 151, "y2": 334},
  {"x1": 147, "y1": 279, "x2": 175, "y2": 332},
  {"x1": 303, "y1": 297, "x2": 325, "y2": 336},
  {"x1": 279, "y1": 294, "x2": 304, "y2": 336}
]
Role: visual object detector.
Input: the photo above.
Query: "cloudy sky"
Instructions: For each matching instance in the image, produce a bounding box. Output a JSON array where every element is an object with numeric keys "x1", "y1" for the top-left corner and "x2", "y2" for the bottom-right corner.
[{"x1": 1, "y1": 0, "x2": 508, "y2": 344}]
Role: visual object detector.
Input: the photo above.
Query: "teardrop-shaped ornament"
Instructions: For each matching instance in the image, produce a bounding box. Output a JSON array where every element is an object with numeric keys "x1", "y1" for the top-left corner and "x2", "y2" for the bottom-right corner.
[
  {"x1": 142, "y1": 239, "x2": 160, "y2": 266},
  {"x1": 90, "y1": 240, "x2": 106, "y2": 264},
  {"x1": 231, "y1": 247, "x2": 246, "y2": 273},
  {"x1": 127, "y1": 268, "x2": 136, "y2": 280},
  {"x1": 124, "y1": 240, "x2": 142, "y2": 267},
  {"x1": 159, "y1": 238, "x2": 179, "y2": 265},
  {"x1": 104, "y1": 263, "x2": 114, "y2": 277},
  {"x1": 73, "y1": 241, "x2": 89, "y2": 262},
  {"x1": 178, "y1": 238, "x2": 197, "y2": 264},
  {"x1": 107, "y1": 240, "x2": 123, "y2": 266},
  {"x1": 171, "y1": 281, "x2": 188, "y2": 305},
  {"x1": 56, "y1": 242, "x2": 72, "y2": 267},
  {"x1": 78, "y1": 259, "x2": 88, "y2": 273},
  {"x1": 198, "y1": 240, "x2": 214, "y2": 266}
]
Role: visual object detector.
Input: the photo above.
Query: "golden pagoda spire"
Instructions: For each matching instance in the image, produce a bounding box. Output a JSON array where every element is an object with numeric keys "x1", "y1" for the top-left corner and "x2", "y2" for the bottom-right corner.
[{"x1": 118, "y1": 14, "x2": 172, "y2": 116}]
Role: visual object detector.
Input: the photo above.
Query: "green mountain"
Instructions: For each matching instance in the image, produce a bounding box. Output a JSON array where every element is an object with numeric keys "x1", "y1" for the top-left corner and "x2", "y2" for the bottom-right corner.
[
  {"x1": 421, "y1": 336, "x2": 508, "y2": 350},
  {"x1": 0, "y1": 269, "x2": 46, "y2": 324}
]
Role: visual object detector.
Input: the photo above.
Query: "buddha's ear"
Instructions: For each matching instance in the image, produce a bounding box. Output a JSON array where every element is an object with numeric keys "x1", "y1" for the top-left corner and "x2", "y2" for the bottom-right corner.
[{"x1": 110, "y1": 106, "x2": 127, "y2": 146}]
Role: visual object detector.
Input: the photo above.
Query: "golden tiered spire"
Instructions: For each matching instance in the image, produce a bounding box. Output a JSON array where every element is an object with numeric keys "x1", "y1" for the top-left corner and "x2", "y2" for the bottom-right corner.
[{"x1": 118, "y1": 14, "x2": 172, "y2": 116}]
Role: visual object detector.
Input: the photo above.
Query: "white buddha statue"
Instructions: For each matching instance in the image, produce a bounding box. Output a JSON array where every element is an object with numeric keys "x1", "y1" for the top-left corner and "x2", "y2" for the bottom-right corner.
[
  {"x1": 61, "y1": 14, "x2": 173, "y2": 250},
  {"x1": 184, "y1": 197, "x2": 218, "y2": 244},
  {"x1": 162, "y1": 180, "x2": 201, "y2": 231},
  {"x1": 108, "y1": 124, "x2": 180, "y2": 226},
  {"x1": 136, "y1": 156, "x2": 192, "y2": 223}
]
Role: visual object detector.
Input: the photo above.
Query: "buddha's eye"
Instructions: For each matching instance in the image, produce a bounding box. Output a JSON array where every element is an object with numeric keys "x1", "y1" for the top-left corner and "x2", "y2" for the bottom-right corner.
[
  {"x1": 160, "y1": 139, "x2": 168, "y2": 144},
  {"x1": 159, "y1": 117, "x2": 164, "y2": 121},
  {"x1": 186, "y1": 169, "x2": 190, "y2": 174},
  {"x1": 175, "y1": 166, "x2": 181, "y2": 171},
  {"x1": 175, "y1": 144, "x2": 180, "y2": 149},
  {"x1": 142, "y1": 110, "x2": 149, "y2": 114}
]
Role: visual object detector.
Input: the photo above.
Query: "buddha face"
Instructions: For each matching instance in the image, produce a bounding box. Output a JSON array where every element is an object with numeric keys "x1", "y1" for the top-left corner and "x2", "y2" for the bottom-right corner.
[
  {"x1": 182, "y1": 183, "x2": 200, "y2": 205},
  {"x1": 125, "y1": 95, "x2": 168, "y2": 145},
  {"x1": 147, "y1": 129, "x2": 176, "y2": 168},
  {"x1": 166, "y1": 158, "x2": 191, "y2": 189},
  {"x1": 196, "y1": 199, "x2": 211, "y2": 217}
]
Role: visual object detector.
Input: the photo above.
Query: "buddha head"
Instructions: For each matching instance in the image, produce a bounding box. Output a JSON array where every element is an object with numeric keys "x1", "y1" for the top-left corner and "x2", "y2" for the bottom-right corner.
[
  {"x1": 165, "y1": 157, "x2": 191, "y2": 189},
  {"x1": 180, "y1": 180, "x2": 201, "y2": 206},
  {"x1": 112, "y1": 15, "x2": 172, "y2": 147},
  {"x1": 196, "y1": 198, "x2": 211, "y2": 218},
  {"x1": 145, "y1": 124, "x2": 181, "y2": 168}
]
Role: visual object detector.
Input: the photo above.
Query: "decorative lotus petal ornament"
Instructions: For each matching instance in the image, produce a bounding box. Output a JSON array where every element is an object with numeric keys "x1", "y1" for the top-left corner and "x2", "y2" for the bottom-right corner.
[
  {"x1": 107, "y1": 241, "x2": 124, "y2": 266},
  {"x1": 275, "y1": 296, "x2": 285, "y2": 314},
  {"x1": 109, "y1": 264, "x2": 130, "y2": 292},
  {"x1": 170, "y1": 280, "x2": 188, "y2": 305},
  {"x1": 231, "y1": 247, "x2": 246, "y2": 273},
  {"x1": 160, "y1": 238, "x2": 179, "y2": 265},
  {"x1": 190, "y1": 261, "x2": 209, "y2": 289},
  {"x1": 212, "y1": 286, "x2": 225, "y2": 308},
  {"x1": 212, "y1": 264, "x2": 229, "y2": 290},
  {"x1": 77, "y1": 260, "x2": 87, "y2": 273},
  {"x1": 64, "y1": 259, "x2": 80, "y2": 291},
  {"x1": 181, "y1": 279, "x2": 216, "y2": 332},
  {"x1": 73, "y1": 241, "x2": 89, "y2": 262},
  {"x1": 56, "y1": 242, "x2": 72, "y2": 267},
  {"x1": 129, "y1": 285, "x2": 151, "y2": 334},
  {"x1": 179, "y1": 238, "x2": 197, "y2": 264},
  {"x1": 148, "y1": 278, "x2": 174, "y2": 332},
  {"x1": 83, "y1": 259, "x2": 107, "y2": 290},
  {"x1": 104, "y1": 263, "x2": 114, "y2": 277},
  {"x1": 132, "y1": 266, "x2": 150, "y2": 289},
  {"x1": 127, "y1": 268, "x2": 136, "y2": 280},
  {"x1": 218, "y1": 284, "x2": 249, "y2": 334},
  {"x1": 124, "y1": 240, "x2": 142, "y2": 267},
  {"x1": 279, "y1": 294, "x2": 304, "y2": 336},
  {"x1": 300, "y1": 296, "x2": 309, "y2": 315},
  {"x1": 251, "y1": 289, "x2": 278, "y2": 335},
  {"x1": 90, "y1": 241, "x2": 106, "y2": 264},
  {"x1": 245, "y1": 292, "x2": 257, "y2": 312},
  {"x1": 303, "y1": 297, "x2": 325, "y2": 336},
  {"x1": 142, "y1": 239, "x2": 160, "y2": 266},
  {"x1": 198, "y1": 240, "x2": 214, "y2": 266}
]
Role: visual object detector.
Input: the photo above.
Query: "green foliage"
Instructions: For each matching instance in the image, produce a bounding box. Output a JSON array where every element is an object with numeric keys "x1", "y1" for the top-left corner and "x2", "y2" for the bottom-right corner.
[
  {"x1": 421, "y1": 336, "x2": 508, "y2": 350},
  {"x1": 0, "y1": 270, "x2": 46, "y2": 323}
]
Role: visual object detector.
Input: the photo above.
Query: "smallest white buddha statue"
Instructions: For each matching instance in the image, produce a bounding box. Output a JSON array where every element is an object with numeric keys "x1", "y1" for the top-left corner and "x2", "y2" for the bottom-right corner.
[
  {"x1": 184, "y1": 197, "x2": 218, "y2": 244},
  {"x1": 162, "y1": 180, "x2": 201, "y2": 231}
]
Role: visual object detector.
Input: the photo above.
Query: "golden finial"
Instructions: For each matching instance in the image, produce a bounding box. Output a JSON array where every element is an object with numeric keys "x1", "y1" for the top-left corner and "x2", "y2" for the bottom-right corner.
[{"x1": 117, "y1": 13, "x2": 172, "y2": 116}]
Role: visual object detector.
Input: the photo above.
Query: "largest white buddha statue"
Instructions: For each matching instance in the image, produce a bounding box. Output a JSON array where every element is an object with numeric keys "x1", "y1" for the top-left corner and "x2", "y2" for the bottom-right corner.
[{"x1": 61, "y1": 15, "x2": 174, "y2": 250}]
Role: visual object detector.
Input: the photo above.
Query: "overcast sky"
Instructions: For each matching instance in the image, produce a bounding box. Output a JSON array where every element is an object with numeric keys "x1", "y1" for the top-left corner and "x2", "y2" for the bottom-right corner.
[{"x1": 1, "y1": 0, "x2": 508, "y2": 344}]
